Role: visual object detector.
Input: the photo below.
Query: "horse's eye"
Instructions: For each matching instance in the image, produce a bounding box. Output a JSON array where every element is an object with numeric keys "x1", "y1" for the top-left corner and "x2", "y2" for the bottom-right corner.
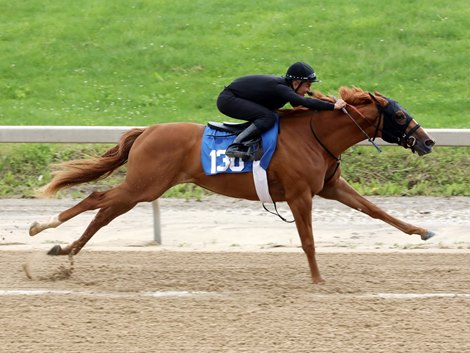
[{"x1": 395, "y1": 110, "x2": 407, "y2": 124}]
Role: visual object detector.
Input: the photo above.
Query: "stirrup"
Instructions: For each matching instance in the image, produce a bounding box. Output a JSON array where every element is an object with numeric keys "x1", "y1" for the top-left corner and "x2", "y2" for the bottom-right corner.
[
  {"x1": 225, "y1": 144, "x2": 253, "y2": 161},
  {"x1": 228, "y1": 150, "x2": 254, "y2": 161}
]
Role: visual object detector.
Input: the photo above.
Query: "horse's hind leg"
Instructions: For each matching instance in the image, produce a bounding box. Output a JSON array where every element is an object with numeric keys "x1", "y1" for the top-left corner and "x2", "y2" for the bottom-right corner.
[
  {"x1": 30, "y1": 191, "x2": 110, "y2": 236},
  {"x1": 47, "y1": 186, "x2": 140, "y2": 256},
  {"x1": 49, "y1": 205, "x2": 136, "y2": 256}
]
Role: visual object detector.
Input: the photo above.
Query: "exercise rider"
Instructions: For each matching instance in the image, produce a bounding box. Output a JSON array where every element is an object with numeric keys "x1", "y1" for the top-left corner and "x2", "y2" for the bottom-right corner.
[{"x1": 216, "y1": 62, "x2": 346, "y2": 161}]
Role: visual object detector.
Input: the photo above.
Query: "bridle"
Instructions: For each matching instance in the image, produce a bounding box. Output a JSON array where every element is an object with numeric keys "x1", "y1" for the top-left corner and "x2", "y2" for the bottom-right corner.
[
  {"x1": 367, "y1": 94, "x2": 422, "y2": 151},
  {"x1": 310, "y1": 93, "x2": 422, "y2": 165}
]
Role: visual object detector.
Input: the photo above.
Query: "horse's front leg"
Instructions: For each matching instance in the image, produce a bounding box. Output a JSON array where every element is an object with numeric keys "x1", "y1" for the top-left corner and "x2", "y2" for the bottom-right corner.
[
  {"x1": 319, "y1": 176, "x2": 435, "y2": 240},
  {"x1": 287, "y1": 192, "x2": 324, "y2": 284}
]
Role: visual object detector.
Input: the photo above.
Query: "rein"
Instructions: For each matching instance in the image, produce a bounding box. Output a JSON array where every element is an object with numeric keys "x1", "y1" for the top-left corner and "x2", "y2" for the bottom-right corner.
[
  {"x1": 342, "y1": 105, "x2": 383, "y2": 153},
  {"x1": 308, "y1": 99, "x2": 385, "y2": 183},
  {"x1": 309, "y1": 118, "x2": 340, "y2": 162},
  {"x1": 309, "y1": 118, "x2": 341, "y2": 183}
]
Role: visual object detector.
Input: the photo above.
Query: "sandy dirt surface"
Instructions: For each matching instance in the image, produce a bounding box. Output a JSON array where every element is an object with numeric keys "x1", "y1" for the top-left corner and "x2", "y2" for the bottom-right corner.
[
  {"x1": 0, "y1": 196, "x2": 469, "y2": 352},
  {"x1": 1, "y1": 196, "x2": 469, "y2": 252},
  {"x1": 0, "y1": 251, "x2": 469, "y2": 353}
]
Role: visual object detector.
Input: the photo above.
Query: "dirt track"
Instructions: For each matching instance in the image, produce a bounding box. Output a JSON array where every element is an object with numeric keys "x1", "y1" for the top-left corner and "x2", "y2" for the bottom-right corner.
[
  {"x1": 1, "y1": 251, "x2": 469, "y2": 353},
  {"x1": 0, "y1": 196, "x2": 469, "y2": 352},
  {"x1": 1, "y1": 196, "x2": 469, "y2": 251}
]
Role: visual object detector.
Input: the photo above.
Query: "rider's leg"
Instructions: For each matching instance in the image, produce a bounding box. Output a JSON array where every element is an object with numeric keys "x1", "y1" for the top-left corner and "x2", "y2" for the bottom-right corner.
[
  {"x1": 217, "y1": 90, "x2": 276, "y2": 160},
  {"x1": 225, "y1": 123, "x2": 260, "y2": 160},
  {"x1": 225, "y1": 112, "x2": 277, "y2": 160}
]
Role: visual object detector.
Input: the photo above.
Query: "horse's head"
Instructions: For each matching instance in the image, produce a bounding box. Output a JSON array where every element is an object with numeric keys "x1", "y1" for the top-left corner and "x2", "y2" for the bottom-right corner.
[
  {"x1": 341, "y1": 87, "x2": 435, "y2": 156},
  {"x1": 369, "y1": 92, "x2": 435, "y2": 156}
]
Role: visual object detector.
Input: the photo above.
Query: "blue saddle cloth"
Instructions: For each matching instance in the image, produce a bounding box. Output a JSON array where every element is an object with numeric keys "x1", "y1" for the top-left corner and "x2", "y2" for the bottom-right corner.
[{"x1": 201, "y1": 119, "x2": 278, "y2": 175}]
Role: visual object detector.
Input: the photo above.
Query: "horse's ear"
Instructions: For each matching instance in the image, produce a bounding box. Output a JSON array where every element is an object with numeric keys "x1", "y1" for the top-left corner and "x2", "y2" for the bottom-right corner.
[
  {"x1": 369, "y1": 91, "x2": 387, "y2": 107},
  {"x1": 374, "y1": 91, "x2": 386, "y2": 98},
  {"x1": 371, "y1": 91, "x2": 390, "y2": 108},
  {"x1": 368, "y1": 92, "x2": 380, "y2": 103}
]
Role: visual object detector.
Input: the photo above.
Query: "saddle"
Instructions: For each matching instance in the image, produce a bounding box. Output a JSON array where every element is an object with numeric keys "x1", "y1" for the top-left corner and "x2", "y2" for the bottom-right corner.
[
  {"x1": 207, "y1": 121, "x2": 263, "y2": 161},
  {"x1": 207, "y1": 121, "x2": 251, "y2": 134}
]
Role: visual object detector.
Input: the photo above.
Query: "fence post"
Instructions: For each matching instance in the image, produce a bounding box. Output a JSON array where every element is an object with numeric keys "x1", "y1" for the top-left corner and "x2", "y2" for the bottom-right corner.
[{"x1": 152, "y1": 200, "x2": 161, "y2": 244}]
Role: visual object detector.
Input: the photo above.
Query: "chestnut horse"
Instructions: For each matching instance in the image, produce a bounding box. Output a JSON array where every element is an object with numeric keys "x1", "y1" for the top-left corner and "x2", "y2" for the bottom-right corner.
[{"x1": 30, "y1": 87, "x2": 435, "y2": 283}]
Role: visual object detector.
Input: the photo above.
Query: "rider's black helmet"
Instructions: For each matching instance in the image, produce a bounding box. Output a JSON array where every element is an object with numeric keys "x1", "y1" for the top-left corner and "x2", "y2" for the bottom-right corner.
[{"x1": 285, "y1": 62, "x2": 320, "y2": 82}]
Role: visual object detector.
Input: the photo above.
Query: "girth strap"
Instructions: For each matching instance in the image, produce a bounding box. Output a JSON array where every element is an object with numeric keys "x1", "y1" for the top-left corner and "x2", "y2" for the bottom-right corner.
[{"x1": 262, "y1": 202, "x2": 295, "y2": 223}]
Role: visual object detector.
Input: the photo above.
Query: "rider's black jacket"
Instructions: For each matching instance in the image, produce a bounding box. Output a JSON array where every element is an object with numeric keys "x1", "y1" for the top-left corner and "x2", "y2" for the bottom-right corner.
[{"x1": 225, "y1": 75, "x2": 335, "y2": 111}]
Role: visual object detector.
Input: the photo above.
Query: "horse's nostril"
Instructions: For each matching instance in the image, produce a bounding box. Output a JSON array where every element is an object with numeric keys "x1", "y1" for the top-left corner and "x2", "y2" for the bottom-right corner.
[{"x1": 425, "y1": 139, "x2": 435, "y2": 147}]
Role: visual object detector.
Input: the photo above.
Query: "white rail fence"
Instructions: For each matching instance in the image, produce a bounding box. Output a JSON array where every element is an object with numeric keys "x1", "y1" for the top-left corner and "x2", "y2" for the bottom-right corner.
[
  {"x1": 1, "y1": 126, "x2": 469, "y2": 244},
  {"x1": 0, "y1": 126, "x2": 469, "y2": 146}
]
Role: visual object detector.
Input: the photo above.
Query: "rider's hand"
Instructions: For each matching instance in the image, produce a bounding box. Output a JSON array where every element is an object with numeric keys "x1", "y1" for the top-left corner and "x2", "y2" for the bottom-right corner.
[{"x1": 334, "y1": 99, "x2": 347, "y2": 110}]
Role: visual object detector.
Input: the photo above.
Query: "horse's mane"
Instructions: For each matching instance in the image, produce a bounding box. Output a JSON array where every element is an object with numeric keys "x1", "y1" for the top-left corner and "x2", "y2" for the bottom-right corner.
[
  {"x1": 340, "y1": 86, "x2": 390, "y2": 107},
  {"x1": 310, "y1": 91, "x2": 335, "y2": 103},
  {"x1": 339, "y1": 86, "x2": 371, "y2": 105},
  {"x1": 314, "y1": 86, "x2": 390, "y2": 106}
]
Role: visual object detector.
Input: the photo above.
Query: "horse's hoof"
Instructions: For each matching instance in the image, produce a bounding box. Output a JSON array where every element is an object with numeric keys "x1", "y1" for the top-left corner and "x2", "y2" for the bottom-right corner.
[
  {"x1": 47, "y1": 245, "x2": 62, "y2": 256},
  {"x1": 421, "y1": 231, "x2": 436, "y2": 241},
  {"x1": 312, "y1": 277, "x2": 326, "y2": 285},
  {"x1": 29, "y1": 222, "x2": 40, "y2": 236}
]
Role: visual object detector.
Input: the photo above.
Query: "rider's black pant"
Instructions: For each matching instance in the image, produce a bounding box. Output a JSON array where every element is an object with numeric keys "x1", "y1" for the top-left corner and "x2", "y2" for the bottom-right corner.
[{"x1": 216, "y1": 88, "x2": 277, "y2": 132}]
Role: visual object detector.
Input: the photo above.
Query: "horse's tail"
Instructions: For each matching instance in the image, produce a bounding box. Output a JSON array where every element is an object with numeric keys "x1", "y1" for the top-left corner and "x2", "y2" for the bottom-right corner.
[{"x1": 41, "y1": 128, "x2": 146, "y2": 197}]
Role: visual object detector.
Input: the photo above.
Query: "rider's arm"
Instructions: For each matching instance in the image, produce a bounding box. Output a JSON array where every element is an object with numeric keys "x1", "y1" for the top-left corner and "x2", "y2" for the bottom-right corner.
[{"x1": 278, "y1": 85, "x2": 335, "y2": 110}]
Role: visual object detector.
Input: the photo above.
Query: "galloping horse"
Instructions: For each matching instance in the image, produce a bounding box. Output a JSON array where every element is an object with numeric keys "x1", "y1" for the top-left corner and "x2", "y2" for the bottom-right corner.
[{"x1": 30, "y1": 87, "x2": 435, "y2": 283}]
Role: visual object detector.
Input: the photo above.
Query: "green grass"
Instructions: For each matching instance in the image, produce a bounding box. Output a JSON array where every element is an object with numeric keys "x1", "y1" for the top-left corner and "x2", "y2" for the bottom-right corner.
[
  {"x1": 1, "y1": 0, "x2": 469, "y2": 127},
  {"x1": 0, "y1": 143, "x2": 468, "y2": 198},
  {"x1": 342, "y1": 146, "x2": 470, "y2": 196},
  {"x1": 0, "y1": 0, "x2": 469, "y2": 198}
]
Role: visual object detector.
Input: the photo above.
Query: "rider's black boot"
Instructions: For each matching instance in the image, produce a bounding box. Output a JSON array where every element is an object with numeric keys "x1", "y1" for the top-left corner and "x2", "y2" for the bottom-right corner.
[{"x1": 225, "y1": 123, "x2": 260, "y2": 161}]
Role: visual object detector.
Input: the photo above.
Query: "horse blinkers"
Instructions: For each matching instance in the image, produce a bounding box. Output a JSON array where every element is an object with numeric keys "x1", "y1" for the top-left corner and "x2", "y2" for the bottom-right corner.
[{"x1": 375, "y1": 97, "x2": 435, "y2": 155}]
